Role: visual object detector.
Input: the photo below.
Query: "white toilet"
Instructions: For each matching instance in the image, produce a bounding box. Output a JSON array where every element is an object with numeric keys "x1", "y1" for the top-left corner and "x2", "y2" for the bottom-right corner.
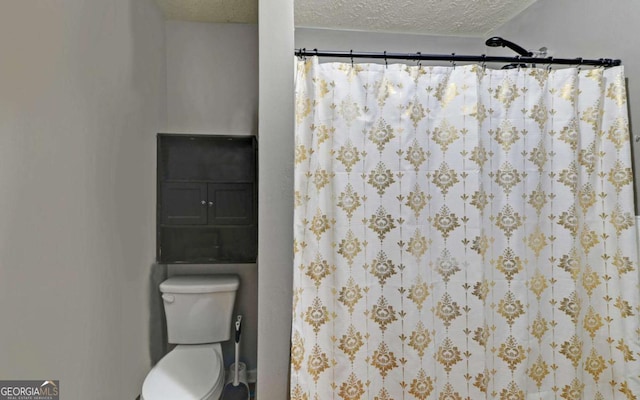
[{"x1": 142, "y1": 274, "x2": 240, "y2": 400}]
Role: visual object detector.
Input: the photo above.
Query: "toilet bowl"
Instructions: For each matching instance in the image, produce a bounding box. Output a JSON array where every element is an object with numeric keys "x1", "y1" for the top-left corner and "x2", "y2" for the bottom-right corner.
[
  {"x1": 141, "y1": 275, "x2": 240, "y2": 400},
  {"x1": 142, "y1": 344, "x2": 225, "y2": 400}
]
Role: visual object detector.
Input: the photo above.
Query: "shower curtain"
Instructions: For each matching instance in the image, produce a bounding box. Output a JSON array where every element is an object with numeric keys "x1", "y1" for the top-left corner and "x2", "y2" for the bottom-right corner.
[{"x1": 292, "y1": 56, "x2": 640, "y2": 399}]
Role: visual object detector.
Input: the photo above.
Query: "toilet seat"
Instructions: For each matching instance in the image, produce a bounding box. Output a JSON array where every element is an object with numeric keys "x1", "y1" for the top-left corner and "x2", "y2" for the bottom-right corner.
[{"x1": 142, "y1": 344, "x2": 225, "y2": 400}]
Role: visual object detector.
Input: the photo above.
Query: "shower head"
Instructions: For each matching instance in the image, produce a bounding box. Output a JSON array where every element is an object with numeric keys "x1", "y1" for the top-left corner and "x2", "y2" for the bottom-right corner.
[{"x1": 485, "y1": 36, "x2": 533, "y2": 57}]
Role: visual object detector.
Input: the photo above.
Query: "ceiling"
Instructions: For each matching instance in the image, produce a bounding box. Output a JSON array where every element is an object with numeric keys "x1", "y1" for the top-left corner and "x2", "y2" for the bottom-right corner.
[{"x1": 154, "y1": 0, "x2": 538, "y2": 37}]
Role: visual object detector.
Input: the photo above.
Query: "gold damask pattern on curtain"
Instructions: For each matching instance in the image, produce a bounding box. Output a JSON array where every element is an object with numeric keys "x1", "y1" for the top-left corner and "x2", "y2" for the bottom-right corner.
[{"x1": 292, "y1": 57, "x2": 640, "y2": 399}]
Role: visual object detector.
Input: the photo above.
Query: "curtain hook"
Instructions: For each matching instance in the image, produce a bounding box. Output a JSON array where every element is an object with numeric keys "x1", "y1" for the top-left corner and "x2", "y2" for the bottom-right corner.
[
  {"x1": 416, "y1": 51, "x2": 422, "y2": 67},
  {"x1": 350, "y1": 49, "x2": 354, "y2": 67},
  {"x1": 451, "y1": 53, "x2": 456, "y2": 69},
  {"x1": 481, "y1": 54, "x2": 487, "y2": 71},
  {"x1": 314, "y1": 48, "x2": 318, "y2": 58},
  {"x1": 384, "y1": 50, "x2": 388, "y2": 69}
]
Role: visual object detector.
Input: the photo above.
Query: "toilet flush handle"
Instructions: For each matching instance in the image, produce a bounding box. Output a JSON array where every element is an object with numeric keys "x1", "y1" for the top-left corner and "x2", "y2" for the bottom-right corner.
[{"x1": 162, "y1": 294, "x2": 175, "y2": 303}]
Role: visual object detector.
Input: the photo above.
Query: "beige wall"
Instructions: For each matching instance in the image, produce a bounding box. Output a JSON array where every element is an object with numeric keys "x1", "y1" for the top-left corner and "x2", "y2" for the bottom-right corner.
[
  {"x1": 257, "y1": 0, "x2": 295, "y2": 398},
  {"x1": 0, "y1": 1, "x2": 166, "y2": 398},
  {"x1": 166, "y1": 21, "x2": 258, "y2": 135}
]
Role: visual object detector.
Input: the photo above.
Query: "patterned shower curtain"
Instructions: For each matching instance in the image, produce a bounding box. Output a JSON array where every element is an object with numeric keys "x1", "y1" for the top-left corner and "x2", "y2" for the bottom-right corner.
[{"x1": 291, "y1": 56, "x2": 640, "y2": 399}]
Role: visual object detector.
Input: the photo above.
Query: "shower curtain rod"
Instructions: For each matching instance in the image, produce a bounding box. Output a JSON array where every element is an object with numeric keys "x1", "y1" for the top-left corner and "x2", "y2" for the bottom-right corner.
[{"x1": 295, "y1": 49, "x2": 621, "y2": 67}]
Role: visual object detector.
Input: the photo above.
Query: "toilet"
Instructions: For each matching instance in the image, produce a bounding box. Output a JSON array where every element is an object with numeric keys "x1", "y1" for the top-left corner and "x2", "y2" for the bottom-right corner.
[{"x1": 142, "y1": 274, "x2": 240, "y2": 400}]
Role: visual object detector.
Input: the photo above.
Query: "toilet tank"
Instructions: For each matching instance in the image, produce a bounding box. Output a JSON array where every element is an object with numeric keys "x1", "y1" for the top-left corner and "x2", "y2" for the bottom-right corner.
[{"x1": 160, "y1": 275, "x2": 240, "y2": 344}]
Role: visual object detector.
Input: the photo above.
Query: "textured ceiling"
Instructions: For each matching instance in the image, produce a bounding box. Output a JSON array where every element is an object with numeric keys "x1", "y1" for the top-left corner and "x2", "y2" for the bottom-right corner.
[
  {"x1": 296, "y1": 0, "x2": 538, "y2": 36},
  {"x1": 154, "y1": 0, "x2": 537, "y2": 37}
]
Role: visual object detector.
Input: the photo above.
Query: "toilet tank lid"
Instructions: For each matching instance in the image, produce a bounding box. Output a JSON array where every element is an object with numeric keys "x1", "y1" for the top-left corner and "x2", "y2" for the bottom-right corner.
[{"x1": 160, "y1": 275, "x2": 240, "y2": 294}]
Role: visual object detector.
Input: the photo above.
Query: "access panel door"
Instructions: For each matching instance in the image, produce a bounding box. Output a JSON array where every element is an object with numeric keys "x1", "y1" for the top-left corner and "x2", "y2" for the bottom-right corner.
[
  {"x1": 207, "y1": 183, "x2": 254, "y2": 225},
  {"x1": 161, "y1": 182, "x2": 208, "y2": 225}
]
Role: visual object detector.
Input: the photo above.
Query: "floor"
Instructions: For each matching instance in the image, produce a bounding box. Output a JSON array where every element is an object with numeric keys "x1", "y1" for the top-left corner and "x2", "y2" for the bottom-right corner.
[
  {"x1": 219, "y1": 380, "x2": 256, "y2": 399},
  {"x1": 135, "y1": 382, "x2": 255, "y2": 399}
]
